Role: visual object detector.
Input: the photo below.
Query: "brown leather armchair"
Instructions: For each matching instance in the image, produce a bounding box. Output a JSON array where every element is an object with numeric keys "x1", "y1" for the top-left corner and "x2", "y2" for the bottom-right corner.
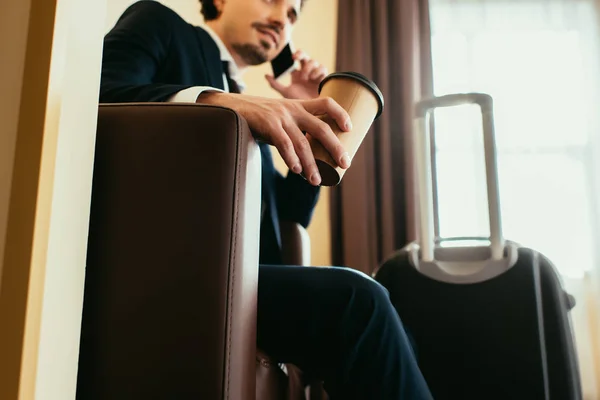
[{"x1": 77, "y1": 103, "x2": 325, "y2": 400}]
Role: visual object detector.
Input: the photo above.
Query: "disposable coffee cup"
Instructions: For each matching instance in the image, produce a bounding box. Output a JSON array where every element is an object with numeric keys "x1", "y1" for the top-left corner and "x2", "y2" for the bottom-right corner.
[{"x1": 305, "y1": 71, "x2": 384, "y2": 186}]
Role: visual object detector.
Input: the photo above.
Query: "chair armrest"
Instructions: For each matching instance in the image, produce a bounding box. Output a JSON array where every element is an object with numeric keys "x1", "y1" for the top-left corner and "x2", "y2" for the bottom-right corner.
[{"x1": 78, "y1": 103, "x2": 261, "y2": 400}]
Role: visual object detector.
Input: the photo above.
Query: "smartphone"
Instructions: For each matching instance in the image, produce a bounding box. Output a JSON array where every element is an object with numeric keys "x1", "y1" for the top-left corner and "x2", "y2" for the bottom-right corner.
[{"x1": 271, "y1": 43, "x2": 298, "y2": 79}]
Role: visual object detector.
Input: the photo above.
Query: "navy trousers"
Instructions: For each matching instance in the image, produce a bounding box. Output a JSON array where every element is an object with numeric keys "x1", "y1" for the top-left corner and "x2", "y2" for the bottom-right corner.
[{"x1": 257, "y1": 265, "x2": 434, "y2": 399}]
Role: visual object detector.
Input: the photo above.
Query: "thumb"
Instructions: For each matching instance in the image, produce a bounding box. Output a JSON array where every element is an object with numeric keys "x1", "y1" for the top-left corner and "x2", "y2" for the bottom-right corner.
[{"x1": 265, "y1": 74, "x2": 287, "y2": 93}]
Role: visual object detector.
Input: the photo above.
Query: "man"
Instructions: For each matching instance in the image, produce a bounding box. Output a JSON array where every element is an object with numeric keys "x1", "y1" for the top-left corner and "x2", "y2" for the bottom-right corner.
[{"x1": 101, "y1": 0, "x2": 433, "y2": 398}]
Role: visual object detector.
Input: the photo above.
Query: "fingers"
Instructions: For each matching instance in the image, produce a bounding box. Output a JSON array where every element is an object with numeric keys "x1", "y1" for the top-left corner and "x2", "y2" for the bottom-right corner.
[
  {"x1": 309, "y1": 65, "x2": 328, "y2": 82},
  {"x1": 303, "y1": 97, "x2": 352, "y2": 133},
  {"x1": 292, "y1": 49, "x2": 308, "y2": 62},
  {"x1": 282, "y1": 120, "x2": 322, "y2": 185},
  {"x1": 298, "y1": 104, "x2": 351, "y2": 170},
  {"x1": 216, "y1": 92, "x2": 349, "y2": 182},
  {"x1": 269, "y1": 117, "x2": 321, "y2": 186},
  {"x1": 270, "y1": 123, "x2": 304, "y2": 176},
  {"x1": 301, "y1": 59, "x2": 319, "y2": 81},
  {"x1": 265, "y1": 74, "x2": 287, "y2": 93},
  {"x1": 293, "y1": 50, "x2": 327, "y2": 82}
]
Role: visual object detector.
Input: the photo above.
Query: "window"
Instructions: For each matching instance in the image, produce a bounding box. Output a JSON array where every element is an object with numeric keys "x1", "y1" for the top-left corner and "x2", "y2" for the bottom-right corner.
[{"x1": 429, "y1": 0, "x2": 600, "y2": 278}]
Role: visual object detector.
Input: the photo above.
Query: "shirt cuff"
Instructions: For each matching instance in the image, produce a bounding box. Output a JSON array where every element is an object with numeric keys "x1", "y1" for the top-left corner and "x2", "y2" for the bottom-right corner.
[{"x1": 167, "y1": 86, "x2": 225, "y2": 103}]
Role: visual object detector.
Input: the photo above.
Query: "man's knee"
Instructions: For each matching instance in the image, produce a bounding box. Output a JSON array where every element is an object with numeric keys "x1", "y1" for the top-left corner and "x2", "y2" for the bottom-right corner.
[
  {"x1": 325, "y1": 267, "x2": 392, "y2": 316},
  {"x1": 335, "y1": 267, "x2": 389, "y2": 294}
]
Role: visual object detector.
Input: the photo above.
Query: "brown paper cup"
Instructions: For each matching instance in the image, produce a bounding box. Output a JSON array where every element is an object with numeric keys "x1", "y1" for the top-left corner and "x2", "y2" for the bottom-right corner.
[{"x1": 305, "y1": 72, "x2": 384, "y2": 186}]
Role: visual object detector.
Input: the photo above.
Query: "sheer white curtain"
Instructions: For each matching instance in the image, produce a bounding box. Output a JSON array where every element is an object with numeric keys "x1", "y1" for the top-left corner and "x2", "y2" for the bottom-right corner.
[{"x1": 428, "y1": 0, "x2": 600, "y2": 397}]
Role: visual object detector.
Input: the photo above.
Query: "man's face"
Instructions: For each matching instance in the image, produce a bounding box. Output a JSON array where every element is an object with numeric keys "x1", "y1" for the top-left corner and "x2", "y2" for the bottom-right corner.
[{"x1": 214, "y1": 0, "x2": 302, "y2": 66}]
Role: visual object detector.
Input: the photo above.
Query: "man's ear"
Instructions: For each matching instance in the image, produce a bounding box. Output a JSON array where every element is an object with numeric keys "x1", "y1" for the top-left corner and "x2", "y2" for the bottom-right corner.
[{"x1": 213, "y1": 0, "x2": 225, "y2": 13}]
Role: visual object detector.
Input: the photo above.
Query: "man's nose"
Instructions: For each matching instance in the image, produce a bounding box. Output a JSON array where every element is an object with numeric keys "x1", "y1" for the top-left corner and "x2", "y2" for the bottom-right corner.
[{"x1": 268, "y1": 4, "x2": 288, "y2": 29}]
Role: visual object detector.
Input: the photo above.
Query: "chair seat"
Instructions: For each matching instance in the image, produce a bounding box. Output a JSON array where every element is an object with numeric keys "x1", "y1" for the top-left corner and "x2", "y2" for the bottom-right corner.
[{"x1": 256, "y1": 350, "x2": 328, "y2": 400}]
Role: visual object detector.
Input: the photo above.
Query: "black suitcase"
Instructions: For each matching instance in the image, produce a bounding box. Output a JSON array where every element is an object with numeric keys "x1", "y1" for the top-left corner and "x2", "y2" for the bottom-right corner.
[{"x1": 373, "y1": 93, "x2": 582, "y2": 400}]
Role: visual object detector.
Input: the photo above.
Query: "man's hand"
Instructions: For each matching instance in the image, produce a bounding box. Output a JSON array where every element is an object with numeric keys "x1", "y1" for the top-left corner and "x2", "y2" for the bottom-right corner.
[
  {"x1": 265, "y1": 50, "x2": 328, "y2": 100},
  {"x1": 197, "y1": 92, "x2": 352, "y2": 186}
]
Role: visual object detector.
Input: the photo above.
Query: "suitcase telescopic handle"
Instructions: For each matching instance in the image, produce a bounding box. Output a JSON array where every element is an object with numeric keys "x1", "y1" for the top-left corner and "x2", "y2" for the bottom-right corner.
[
  {"x1": 415, "y1": 93, "x2": 493, "y2": 117},
  {"x1": 414, "y1": 93, "x2": 504, "y2": 262}
]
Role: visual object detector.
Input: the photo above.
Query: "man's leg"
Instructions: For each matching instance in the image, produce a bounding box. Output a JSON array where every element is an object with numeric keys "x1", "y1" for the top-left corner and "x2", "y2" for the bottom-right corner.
[{"x1": 257, "y1": 265, "x2": 433, "y2": 399}]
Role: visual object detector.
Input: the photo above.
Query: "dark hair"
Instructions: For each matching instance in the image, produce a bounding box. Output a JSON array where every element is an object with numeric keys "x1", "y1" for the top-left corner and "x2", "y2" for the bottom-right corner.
[
  {"x1": 200, "y1": 0, "x2": 305, "y2": 21},
  {"x1": 200, "y1": 0, "x2": 219, "y2": 20}
]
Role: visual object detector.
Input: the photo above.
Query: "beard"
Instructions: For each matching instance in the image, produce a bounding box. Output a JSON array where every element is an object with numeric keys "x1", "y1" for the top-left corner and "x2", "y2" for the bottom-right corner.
[{"x1": 232, "y1": 40, "x2": 271, "y2": 66}]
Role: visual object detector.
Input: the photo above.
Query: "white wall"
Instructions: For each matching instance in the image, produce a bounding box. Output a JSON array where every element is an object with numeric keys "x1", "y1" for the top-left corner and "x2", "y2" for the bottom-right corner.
[
  {"x1": 32, "y1": 0, "x2": 106, "y2": 398},
  {"x1": 0, "y1": 0, "x2": 106, "y2": 398},
  {"x1": 105, "y1": 0, "x2": 339, "y2": 265}
]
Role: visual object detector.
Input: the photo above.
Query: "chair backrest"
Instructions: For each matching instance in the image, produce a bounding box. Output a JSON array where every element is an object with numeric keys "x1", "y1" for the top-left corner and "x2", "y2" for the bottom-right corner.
[{"x1": 280, "y1": 220, "x2": 311, "y2": 266}]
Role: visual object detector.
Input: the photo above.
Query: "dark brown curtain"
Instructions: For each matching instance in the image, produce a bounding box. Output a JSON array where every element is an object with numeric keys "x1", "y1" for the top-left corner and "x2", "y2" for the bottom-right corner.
[{"x1": 331, "y1": 0, "x2": 434, "y2": 274}]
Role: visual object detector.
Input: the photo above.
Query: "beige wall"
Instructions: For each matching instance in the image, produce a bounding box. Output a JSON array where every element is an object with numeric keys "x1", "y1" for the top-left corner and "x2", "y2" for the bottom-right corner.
[
  {"x1": 32, "y1": 0, "x2": 106, "y2": 398},
  {"x1": 106, "y1": 0, "x2": 339, "y2": 265}
]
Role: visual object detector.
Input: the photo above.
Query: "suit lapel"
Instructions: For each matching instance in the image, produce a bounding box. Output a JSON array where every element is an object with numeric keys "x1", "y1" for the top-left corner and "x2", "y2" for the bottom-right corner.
[{"x1": 194, "y1": 27, "x2": 225, "y2": 90}]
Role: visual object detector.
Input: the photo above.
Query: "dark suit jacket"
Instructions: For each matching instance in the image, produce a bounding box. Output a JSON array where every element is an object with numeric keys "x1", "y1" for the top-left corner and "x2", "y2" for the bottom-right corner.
[{"x1": 100, "y1": 1, "x2": 320, "y2": 264}]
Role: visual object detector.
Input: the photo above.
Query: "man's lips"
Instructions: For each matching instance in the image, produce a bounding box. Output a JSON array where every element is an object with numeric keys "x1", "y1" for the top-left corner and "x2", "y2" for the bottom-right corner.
[{"x1": 256, "y1": 28, "x2": 279, "y2": 47}]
